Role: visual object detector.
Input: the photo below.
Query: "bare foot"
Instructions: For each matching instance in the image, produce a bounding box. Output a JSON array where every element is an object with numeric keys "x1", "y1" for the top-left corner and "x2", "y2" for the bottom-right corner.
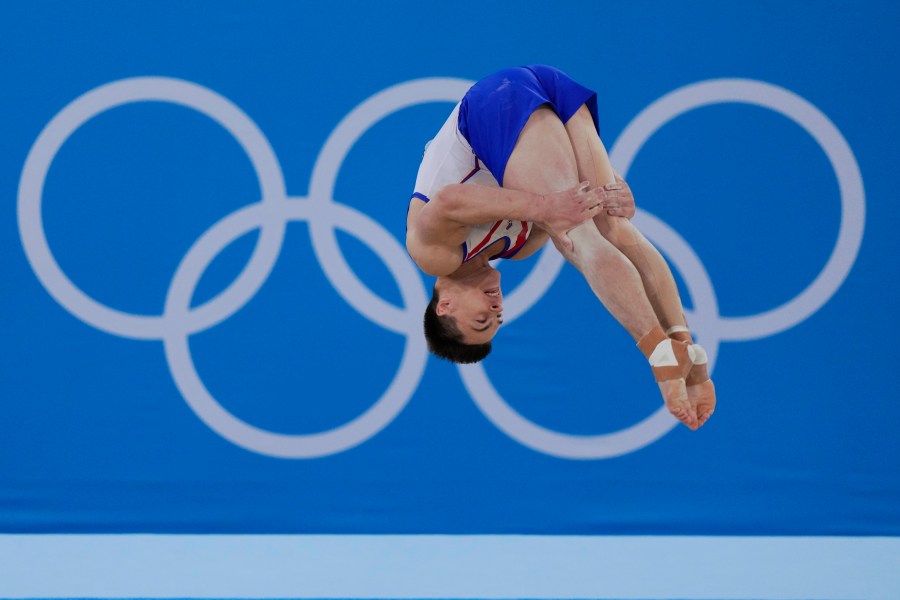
[
  {"x1": 639, "y1": 326, "x2": 699, "y2": 429},
  {"x1": 687, "y1": 379, "x2": 716, "y2": 427},
  {"x1": 658, "y1": 378, "x2": 698, "y2": 430},
  {"x1": 684, "y1": 343, "x2": 715, "y2": 428}
]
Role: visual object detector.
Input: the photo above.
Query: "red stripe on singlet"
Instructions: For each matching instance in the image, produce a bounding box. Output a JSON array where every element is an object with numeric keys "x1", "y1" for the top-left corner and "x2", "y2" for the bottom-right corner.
[
  {"x1": 466, "y1": 220, "x2": 504, "y2": 260},
  {"x1": 501, "y1": 221, "x2": 529, "y2": 257}
]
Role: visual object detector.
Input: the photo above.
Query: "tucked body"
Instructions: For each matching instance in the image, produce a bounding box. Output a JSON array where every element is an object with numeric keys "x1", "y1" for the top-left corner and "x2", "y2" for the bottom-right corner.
[{"x1": 406, "y1": 65, "x2": 716, "y2": 429}]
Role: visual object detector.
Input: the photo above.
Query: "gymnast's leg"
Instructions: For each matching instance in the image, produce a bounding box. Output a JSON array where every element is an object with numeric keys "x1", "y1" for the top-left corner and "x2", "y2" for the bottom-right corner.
[
  {"x1": 504, "y1": 106, "x2": 697, "y2": 429},
  {"x1": 563, "y1": 104, "x2": 715, "y2": 427}
]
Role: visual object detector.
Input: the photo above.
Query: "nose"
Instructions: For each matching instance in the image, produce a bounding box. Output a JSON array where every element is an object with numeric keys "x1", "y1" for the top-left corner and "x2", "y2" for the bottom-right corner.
[{"x1": 490, "y1": 300, "x2": 503, "y2": 312}]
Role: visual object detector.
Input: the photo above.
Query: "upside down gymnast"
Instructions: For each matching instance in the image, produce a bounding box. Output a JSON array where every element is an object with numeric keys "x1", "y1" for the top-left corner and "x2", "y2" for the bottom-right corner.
[{"x1": 405, "y1": 65, "x2": 715, "y2": 429}]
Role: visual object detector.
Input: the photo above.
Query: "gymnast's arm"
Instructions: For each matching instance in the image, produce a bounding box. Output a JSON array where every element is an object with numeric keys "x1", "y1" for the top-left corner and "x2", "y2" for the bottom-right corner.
[
  {"x1": 418, "y1": 183, "x2": 551, "y2": 227},
  {"x1": 508, "y1": 177, "x2": 635, "y2": 261},
  {"x1": 406, "y1": 182, "x2": 604, "y2": 274},
  {"x1": 406, "y1": 183, "x2": 540, "y2": 276}
]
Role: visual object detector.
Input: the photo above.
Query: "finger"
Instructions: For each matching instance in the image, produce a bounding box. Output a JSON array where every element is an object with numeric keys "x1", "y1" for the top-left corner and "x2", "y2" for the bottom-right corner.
[
  {"x1": 560, "y1": 232, "x2": 574, "y2": 252},
  {"x1": 603, "y1": 182, "x2": 623, "y2": 191},
  {"x1": 589, "y1": 187, "x2": 609, "y2": 204},
  {"x1": 578, "y1": 180, "x2": 591, "y2": 193}
]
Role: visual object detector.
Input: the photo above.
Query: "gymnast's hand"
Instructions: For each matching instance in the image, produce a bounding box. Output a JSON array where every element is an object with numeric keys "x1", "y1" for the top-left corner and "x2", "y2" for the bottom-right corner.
[
  {"x1": 600, "y1": 174, "x2": 636, "y2": 219},
  {"x1": 537, "y1": 182, "x2": 606, "y2": 251}
]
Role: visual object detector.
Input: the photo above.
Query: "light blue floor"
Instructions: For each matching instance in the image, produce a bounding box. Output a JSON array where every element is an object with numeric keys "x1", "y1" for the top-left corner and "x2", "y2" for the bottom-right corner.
[{"x1": 1, "y1": 534, "x2": 898, "y2": 599}]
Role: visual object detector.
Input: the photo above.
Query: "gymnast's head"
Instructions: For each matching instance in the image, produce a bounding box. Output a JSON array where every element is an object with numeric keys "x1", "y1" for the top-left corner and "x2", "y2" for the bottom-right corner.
[{"x1": 423, "y1": 267, "x2": 504, "y2": 364}]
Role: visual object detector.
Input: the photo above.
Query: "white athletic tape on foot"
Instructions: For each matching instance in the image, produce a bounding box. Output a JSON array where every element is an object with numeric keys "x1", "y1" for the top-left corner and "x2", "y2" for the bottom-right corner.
[
  {"x1": 690, "y1": 344, "x2": 708, "y2": 365},
  {"x1": 666, "y1": 325, "x2": 690, "y2": 335},
  {"x1": 648, "y1": 340, "x2": 678, "y2": 367}
]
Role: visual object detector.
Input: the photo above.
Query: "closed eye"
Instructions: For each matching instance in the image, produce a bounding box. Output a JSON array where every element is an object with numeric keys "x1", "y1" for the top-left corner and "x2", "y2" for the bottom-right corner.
[{"x1": 472, "y1": 319, "x2": 491, "y2": 333}]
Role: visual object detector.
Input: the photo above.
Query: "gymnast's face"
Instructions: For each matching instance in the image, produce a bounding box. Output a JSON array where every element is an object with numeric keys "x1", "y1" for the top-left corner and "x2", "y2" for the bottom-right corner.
[{"x1": 435, "y1": 263, "x2": 504, "y2": 345}]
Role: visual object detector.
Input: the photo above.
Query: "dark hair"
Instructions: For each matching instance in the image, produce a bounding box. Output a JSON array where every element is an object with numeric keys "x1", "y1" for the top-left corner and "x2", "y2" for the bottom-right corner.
[{"x1": 423, "y1": 286, "x2": 492, "y2": 364}]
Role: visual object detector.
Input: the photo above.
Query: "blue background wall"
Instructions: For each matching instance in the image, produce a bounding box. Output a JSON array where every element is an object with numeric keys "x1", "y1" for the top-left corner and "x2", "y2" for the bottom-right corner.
[{"x1": 1, "y1": 0, "x2": 898, "y2": 545}]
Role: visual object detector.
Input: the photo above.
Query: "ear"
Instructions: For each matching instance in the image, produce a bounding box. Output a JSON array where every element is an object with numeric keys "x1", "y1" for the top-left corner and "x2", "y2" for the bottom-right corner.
[{"x1": 435, "y1": 295, "x2": 452, "y2": 316}]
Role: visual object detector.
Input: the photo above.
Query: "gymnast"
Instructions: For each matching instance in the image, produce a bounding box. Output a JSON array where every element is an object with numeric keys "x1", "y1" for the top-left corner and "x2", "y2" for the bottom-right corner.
[{"x1": 406, "y1": 65, "x2": 715, "y2": 429}]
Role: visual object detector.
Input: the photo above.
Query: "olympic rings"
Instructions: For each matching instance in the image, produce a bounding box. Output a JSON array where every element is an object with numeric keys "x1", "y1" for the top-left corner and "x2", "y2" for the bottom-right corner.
[{"x1": 17, "y1": 76, "x2": 865, "y2": 459}]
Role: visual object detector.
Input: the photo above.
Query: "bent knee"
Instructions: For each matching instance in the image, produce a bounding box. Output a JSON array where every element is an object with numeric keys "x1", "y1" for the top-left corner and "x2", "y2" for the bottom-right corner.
[{"x1": 594, "y1": 214, "x2": 642, "y2": 248}]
